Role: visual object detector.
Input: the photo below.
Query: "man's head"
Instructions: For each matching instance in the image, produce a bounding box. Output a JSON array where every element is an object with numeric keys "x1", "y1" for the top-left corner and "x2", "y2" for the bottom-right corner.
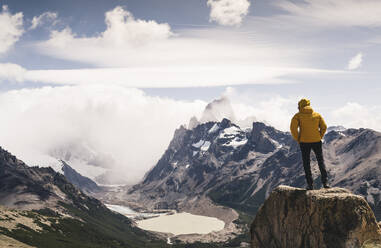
[{"x1": 298, "y1": 98, "x2": 310, "y2": 110}]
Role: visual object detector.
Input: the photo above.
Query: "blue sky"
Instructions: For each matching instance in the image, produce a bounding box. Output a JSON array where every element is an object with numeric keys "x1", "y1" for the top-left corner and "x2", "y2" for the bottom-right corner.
[{"x1": 0, "y1": 0, "x2": 381, "y2": 182}]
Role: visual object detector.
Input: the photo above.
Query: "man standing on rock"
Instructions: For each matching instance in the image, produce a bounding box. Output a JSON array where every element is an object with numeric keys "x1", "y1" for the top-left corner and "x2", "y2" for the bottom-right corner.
[{"x1": 290, "y1": 98, "x2": 330, "y2": 190}]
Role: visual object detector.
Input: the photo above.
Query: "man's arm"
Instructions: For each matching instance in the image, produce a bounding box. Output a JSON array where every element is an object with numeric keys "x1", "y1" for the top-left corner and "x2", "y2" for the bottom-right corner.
[
  {"x1": 290, "y1": 115, "x2": 299, "y2": 142},
  {"x1": 319, "y1": 115, "x2": 327, "y2": 139}
]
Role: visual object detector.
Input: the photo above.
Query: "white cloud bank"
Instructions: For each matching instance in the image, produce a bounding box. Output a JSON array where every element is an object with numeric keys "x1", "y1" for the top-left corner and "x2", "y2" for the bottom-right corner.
[
  {"x1": 272, "y1": 0, "x2": 381, "y2": 28},
  {"x1": 331, "y1": 102, "x2": 381, "y2": 130},
  {"x1": 347, "y1": 53, "x2": 363, "y2": 70},
  {"x1": 222, "y1": 87, "x2": 297, "y2": 131},
  {"x1": 30, "y1": 11, "x2": 58, "y2": 30},
  {"x1": 0, "y1": 63, "x2": 27, "y2": 82},
  {"x1": 39, "y1": 6, "x2": 172, "y2": 63},
  {"x1": 207, "y1": 0, "x2": 250, "y2": 26},
  {"x1": 0, "y1": 5, "x2": 23, "y2": 54},
  {"x1": 1, "y1": 84, "x2": 380, "y2": 184},
  {"x1": 0, "y1": 84, "x2": 206, "y2": 184}
]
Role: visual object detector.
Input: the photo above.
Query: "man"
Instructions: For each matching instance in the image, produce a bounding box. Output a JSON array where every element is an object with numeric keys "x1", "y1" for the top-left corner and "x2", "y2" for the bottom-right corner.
[{"x1": 290, "y1": 98, "x2": 329, "y2": 190}]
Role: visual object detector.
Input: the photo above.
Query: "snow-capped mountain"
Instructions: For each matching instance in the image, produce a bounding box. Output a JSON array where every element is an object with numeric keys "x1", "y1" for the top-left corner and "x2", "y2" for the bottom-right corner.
[
  {"x1": 128, "y1": 119, "x2": 381, "y2": 220},
  {"x1": 128, "y1": 119, "x2": 296, "y2": 211}
]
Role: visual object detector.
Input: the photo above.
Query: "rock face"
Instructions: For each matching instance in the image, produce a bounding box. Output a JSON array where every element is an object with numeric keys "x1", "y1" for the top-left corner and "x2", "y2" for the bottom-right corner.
[
  {"x1": 60, "y1": 160, "x2": 100, "y2": 194},
  {"x1": 251, "y1": 185, "x2": 381, "y2": 248}
]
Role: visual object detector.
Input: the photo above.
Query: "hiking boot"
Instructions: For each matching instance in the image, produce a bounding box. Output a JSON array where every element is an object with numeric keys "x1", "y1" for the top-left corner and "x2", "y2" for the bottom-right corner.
[
  {"x1": 323, "y1": 183, "x2": 330, "y2": 189},
  {"x1": 306, "y1": 185, "x2": 314, "y2": 190}
]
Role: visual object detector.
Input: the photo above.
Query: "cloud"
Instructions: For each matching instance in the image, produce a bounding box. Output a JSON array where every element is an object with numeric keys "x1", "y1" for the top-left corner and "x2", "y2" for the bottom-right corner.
[
  {"x1": 369, "y1": 36, "x2": 381, "y2": 44},
  {"x1": 199, "y1": 96, "x2": 236, "y2": 123},
  {"x1": 0, "y1": 5, "x2": 23, "y2": 54},
  {"x1": 0, "y1": 63, "x2": 27, "y2": 82},
  {"x1": 102, "y1": 6, "x2": 172, "y2": 46},
  {"x1": 35, "y1": 6, "x2": 306, "y2": 68},
  {"x1": 207, "y1": 0, "x2": 250, "y2": 26},
  {"x1": 272, "y1": 0, "x2": 381, "y2": 28},
  {"x1": 30, "y1": 11, "x2": 58, "y2": 30},
  {"x1": 26, "y1": 6, "x2": 351, "y2": 87},
  {"x1": 43, "y1": 6, "x2": 172, "y2": 50},
  {"x1": 347, "y1": 53, "x2": 363, "y2": 70},
  {"x1": 37, "y1": 13, "x2": 268, "y2": 68},
  {"x1": 1, "y1": 83, "x2": 379, "y2": 185},
  {"x1": 0, "y1": 84, "x2": 206, "y2": 184},
  {"x1": 222, "y1": 87, "x2": 297, "y2": 130},
  {"x1": 221, "y1": 88, "x2": 381, "y2": 133},
  {"x1": 0, "y1": 63, "x2": 346, "y2": 87},
  {"x1": 331, "y1": 102, "x2": 381, "y2": 130}
]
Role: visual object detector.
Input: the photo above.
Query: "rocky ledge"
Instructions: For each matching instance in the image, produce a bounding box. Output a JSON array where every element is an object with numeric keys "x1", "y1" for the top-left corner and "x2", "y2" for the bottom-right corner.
[{"x1": 250, "y1": 185, "x2": 381, "y2": 248}]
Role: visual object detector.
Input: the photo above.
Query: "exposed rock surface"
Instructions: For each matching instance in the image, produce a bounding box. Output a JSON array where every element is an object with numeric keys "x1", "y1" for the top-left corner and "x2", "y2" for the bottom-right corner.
[
  {"x1": 251, "y1": 185, "x2": 381, "y2": 248},
  {"x1": 60, "y1": 160, "x2": 100, "y2": 194}
]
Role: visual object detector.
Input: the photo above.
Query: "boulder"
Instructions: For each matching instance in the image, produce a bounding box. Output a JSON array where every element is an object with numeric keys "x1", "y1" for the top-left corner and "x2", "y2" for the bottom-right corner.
[{"x1": 251, "y1": 185, "x2": 381, "y2": 248}]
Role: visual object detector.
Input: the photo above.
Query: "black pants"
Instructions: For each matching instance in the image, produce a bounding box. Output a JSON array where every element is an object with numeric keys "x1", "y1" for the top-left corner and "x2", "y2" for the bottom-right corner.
[{"x1": 300, "y1": 141, "x2": 328, "y2": 186}]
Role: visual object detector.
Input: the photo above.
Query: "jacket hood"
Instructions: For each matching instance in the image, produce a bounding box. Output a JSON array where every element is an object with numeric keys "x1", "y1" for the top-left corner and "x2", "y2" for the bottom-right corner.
[
  {"x1": 299, "y1": 106, "x2": 313, "y2": 114},
  {"x1": 298, "y1": 98, "x2": 310, "y2": 109}
]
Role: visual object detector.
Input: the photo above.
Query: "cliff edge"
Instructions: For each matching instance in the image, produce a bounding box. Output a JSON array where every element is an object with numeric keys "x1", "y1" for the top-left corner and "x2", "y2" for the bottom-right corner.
[{"x1": 251, "y1": 185, "x2": 381, "y2": 248}]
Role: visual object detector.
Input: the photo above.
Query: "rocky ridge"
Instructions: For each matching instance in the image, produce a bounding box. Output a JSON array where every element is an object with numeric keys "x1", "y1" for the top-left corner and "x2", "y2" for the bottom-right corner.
[{"x1": 59, "y1": 160, "x2": 100, "y2": 194}]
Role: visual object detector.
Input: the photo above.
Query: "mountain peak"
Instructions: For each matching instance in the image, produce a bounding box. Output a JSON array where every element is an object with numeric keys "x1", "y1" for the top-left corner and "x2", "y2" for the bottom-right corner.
[{"x1": 200, "y1": 96, "x2": 236, "y2": 124}]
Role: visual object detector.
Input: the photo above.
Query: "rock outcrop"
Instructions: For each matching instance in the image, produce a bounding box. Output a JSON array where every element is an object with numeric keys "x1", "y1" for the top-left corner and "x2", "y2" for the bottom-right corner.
[{"x1": 251, "y1": 185, "x2": 381, "y2": 248}]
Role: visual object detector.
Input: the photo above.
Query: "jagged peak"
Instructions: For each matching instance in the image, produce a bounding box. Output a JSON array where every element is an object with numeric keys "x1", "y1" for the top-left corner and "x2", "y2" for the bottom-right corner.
[
  {"x1": 200, "y1": 96, "x2": 236, "y2": 124},
  {"x1": 188, "y1": 116, "x2": 200, "y2": 130},
  {"x1": 220, "y1": 118, "x2": 232, "y2": 128},
  {"x1": 327, "y1": 125, "x2": 347, "y2": 132}
]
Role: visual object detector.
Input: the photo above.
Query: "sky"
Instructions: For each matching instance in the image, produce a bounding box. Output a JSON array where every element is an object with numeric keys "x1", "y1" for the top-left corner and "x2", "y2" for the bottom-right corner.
[{"x1": 0, "y1": 0, "x2": 381, "y2": 183}]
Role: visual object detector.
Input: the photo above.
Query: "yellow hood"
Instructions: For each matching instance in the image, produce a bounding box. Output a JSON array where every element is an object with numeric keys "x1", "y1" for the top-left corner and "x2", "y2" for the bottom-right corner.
[{"x1": 298, "y1": 98, "x2": 310, "y2": 109}]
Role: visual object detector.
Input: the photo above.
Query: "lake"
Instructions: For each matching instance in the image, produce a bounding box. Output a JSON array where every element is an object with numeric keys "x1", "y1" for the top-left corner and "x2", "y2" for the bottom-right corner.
[
  {"x1": 106, "y1": 204, "x2": 225, "y2": 236},
  {"x1": 136, "y1": 212, "x2": 225, "y2": 235}
]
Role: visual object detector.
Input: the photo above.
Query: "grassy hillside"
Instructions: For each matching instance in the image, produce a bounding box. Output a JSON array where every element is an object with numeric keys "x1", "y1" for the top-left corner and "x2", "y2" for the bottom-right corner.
[{"x1": 0, "y1": 202, "x2": 168, "y2": 248}]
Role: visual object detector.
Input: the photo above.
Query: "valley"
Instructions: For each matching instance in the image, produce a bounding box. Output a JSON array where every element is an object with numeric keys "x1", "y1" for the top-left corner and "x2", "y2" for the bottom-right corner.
[{"x1": 2, "y1": 113, "x2": 381, "y2": 247}]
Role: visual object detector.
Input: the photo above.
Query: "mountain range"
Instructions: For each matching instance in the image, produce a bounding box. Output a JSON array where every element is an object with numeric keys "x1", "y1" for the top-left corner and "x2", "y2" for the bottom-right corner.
[
  {"x1": 126, "y1": 118, "x2": 381, "y2": 222},
  {"x1": 2, "y1": 96, "x2": 381, "y2": 247}
]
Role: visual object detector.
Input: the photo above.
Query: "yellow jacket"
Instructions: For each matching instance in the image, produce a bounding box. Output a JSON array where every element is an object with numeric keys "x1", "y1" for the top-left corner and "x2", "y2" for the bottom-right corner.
[{"x1": 290, "y1": 106, "x2": 327, "y2": 143}]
